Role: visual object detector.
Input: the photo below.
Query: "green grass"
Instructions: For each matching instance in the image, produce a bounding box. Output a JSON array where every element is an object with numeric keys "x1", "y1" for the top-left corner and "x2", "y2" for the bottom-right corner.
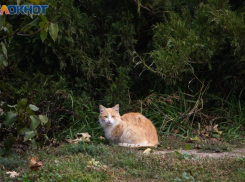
[{"x1": 1, "y1": 140, "x2": 245, "y2": 182}]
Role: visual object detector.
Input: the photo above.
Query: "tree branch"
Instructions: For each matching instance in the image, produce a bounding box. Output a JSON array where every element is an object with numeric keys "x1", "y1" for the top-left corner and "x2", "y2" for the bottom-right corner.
[
  {"x1": 0, "y1": 16, "x2": 28, "y2": 41},
  {"x1": 131, "y1": 0, "x2": 157, "y2": 15}
]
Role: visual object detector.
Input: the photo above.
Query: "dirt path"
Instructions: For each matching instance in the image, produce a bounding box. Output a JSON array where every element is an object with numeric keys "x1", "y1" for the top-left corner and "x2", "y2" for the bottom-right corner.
[{"x1": 153, "y1": 148, "x2": 245, "y2": 158}]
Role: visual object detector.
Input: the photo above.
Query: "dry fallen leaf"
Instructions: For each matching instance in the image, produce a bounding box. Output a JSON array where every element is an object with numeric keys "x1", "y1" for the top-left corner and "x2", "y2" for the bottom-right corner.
[
  {"x1": 143, "y1": 148, "x2": 152, "y2": 154},
  {"x1": 166, "y1": 146, "x2": 171, "y2": 150},
  {"x1": 190, "y1": 136, "x2": 200, "y2": 142},
  {"x1": 210, "y1": 138, "x2": 218, "y2": 142},
  {"x1": 87, "y1": 158, "x2": 108, "y2": 171},
  {"x1": 6, "y1": 171, "x2": 20, "y2": 178},
  {"x1": 99, "y1": 136, "x2": 105, "y2": 140},
  {"x1": 76, "y1": 132, "x2": 91, "y2": 142},
  {"x1": 64, "y1": 138, "x2": 75, "y2": 144},
  {"x1": 174, "y1": 129, "x2": 179, "y2": 134},
  {"x1": 88, "y1": 158, "x2": 101, "y2": 167},
  {"x1": 204, "y1": 133, "x2": 209, "y2": 137},
  {"x1": 213, "y1": 124, "x2": 222, "y2": 135},
  {"x1": 65, "y1": 132, "x2": 91, "y2": 144},
  {"x1": 28, "y1": 155, "x2": 43, "y2": 171}
]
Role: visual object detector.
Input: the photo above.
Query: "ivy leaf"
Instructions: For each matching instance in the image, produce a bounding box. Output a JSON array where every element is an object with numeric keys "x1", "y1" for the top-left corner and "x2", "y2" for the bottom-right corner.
[
  {"x1": 29, "y1": 104, "x2": 39, "y2": 111},
  {"x1": 4, "y1": 111, "x2": 17, "y2": 127},
  {"x1": 24, "y1": 131, "x2": 37, "y2": 142},
  {"x1": 39, "y1": 115, "x2": 48, "y2": 124},
  {"x1": 30, "y1": 115, "x2": 41, "y2": 130},
  {"x1": 49, "y1": 23, "x2": 59, "y2": 42}
]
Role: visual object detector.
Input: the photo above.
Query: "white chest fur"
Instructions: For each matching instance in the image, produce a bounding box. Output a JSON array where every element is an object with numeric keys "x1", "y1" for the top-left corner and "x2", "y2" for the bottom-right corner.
[{"x1": 99, "y1": 119, "x2": 120, "y2": 143}]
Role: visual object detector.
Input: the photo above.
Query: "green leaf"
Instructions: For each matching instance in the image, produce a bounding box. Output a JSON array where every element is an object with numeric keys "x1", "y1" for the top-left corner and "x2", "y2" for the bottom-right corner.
[
  {"x1": 1, "y1": 42, "x2": 7, "y2": 58},
  {"x1": 44, "y1": 134, "x2": 49, "y2": 140},
  {"x1": 39, "y1": 21, "x2": 45, "y2": 29},
  {"x1": 182, "y1": 172, "x2": 190, "y2": 180},
  {"x1": 26, "y1": 106, "x2": 34, "y2": 115},
  {"x1": 19, "y1": 127, "x2": 30, "y2": 133},
  {"x1": 3, "y1": 60, "x2": 8, "y2": 66},
  {"x1": 0, "y1": 53, "x2": 7, "y2": 67},
  {"x1": 23, "y1": 25, "x2": 32, "y2": 32},
  {"x1": 24, "y1": 131, "x2": 37, "y2": 142},
  {"x1": 4, "y1": 111, "x2": 17, "y2": 127},
  {"x1": 185, "y1": 144, "x2": 191, "y2": 150},
  {"x1": 22, "y1": 17, "x2": 39, "y2": 32},
  {"x1": 17, "y1": 98, "x2": 28, "y2": 109},
  {"x1": 4, "y1": 135, "x2": 15, "y2": 151},
  {"x1": 39, "y1": 115, "x2": 48, "y2": 124},
  {"x1": 30, "y1": 115, "x2": 41, "y2": 130},
  {"x1": 29, "y1": 104, "x2": 39, "y2": 111},
  {"x1": 49, "y1": 23, "x2": 59, "y2": 42},
  {"x1": 40, "y1": 30, "x2": 47, "y2": 42},
  {"x1": 40, "y1": 15, "x2": 48, "y2": 23},
  {"x1": 174, "y1": 151, "x2": 181, "y2": 155},
  {"x1": 46, "y1": 120, "x2": 51, "y2": 130},
  {"x1": 28, "y1": 17, "x2": 39, "y2": 26},
  {"x1": 5, "y1": 22, "x2": 13, "y2": 35},
  {"x1": 31, "y1": 139, "x2": 37, "y2": 149}
]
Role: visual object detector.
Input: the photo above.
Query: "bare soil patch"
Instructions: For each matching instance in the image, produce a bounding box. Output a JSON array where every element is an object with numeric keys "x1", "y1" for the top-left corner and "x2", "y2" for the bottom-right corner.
[{"x1": 154, "y1": 148, "x2": 245, "y2": 158}]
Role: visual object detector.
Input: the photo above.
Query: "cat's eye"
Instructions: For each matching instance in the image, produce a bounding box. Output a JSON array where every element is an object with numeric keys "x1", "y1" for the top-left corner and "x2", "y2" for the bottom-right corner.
[
  {"x1": 112, "y1": 115, "x2": 115, "y2": 118},
  {"x1": 104, "y1": 116, "x2": 108, "y2": 118}
]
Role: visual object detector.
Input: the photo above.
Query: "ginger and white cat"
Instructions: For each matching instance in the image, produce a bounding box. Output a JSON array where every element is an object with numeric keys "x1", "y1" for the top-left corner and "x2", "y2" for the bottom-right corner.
[{"x1": 99, "y1": 104, "x2": 158, "y2": 147}]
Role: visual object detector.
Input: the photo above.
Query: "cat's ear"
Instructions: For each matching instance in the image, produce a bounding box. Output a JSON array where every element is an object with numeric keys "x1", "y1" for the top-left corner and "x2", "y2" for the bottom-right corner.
[
  {"x1": 99, "y1": 105, "x2": 105, "y2": 113},
  {"x1": 113, "y1": 104, "x2": 119, "y2": 112}
]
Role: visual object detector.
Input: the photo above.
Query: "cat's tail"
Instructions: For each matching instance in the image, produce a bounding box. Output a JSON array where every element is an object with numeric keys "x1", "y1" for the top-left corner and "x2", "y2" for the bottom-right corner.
[{"x1": 118, "y1": 143, "x2": 157, "y2": 148}]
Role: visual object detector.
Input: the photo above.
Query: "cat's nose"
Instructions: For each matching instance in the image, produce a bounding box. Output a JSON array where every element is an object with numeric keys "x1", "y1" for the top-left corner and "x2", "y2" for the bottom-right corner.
[{"x1": 108, "y1": 120, "x2": 111, "y2": 124}]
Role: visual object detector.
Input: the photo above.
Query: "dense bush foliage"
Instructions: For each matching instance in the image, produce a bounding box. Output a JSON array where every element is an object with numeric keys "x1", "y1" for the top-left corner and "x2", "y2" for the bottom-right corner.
[{"x1": 0, "y1": 0, "x2": 245, "y2": 153}]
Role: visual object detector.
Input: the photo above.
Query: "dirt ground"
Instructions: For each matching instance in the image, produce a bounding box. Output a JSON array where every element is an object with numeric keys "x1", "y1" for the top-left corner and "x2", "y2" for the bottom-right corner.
[{"x1": 154, "y1": 148, "x2": 245, "y2": 158}]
